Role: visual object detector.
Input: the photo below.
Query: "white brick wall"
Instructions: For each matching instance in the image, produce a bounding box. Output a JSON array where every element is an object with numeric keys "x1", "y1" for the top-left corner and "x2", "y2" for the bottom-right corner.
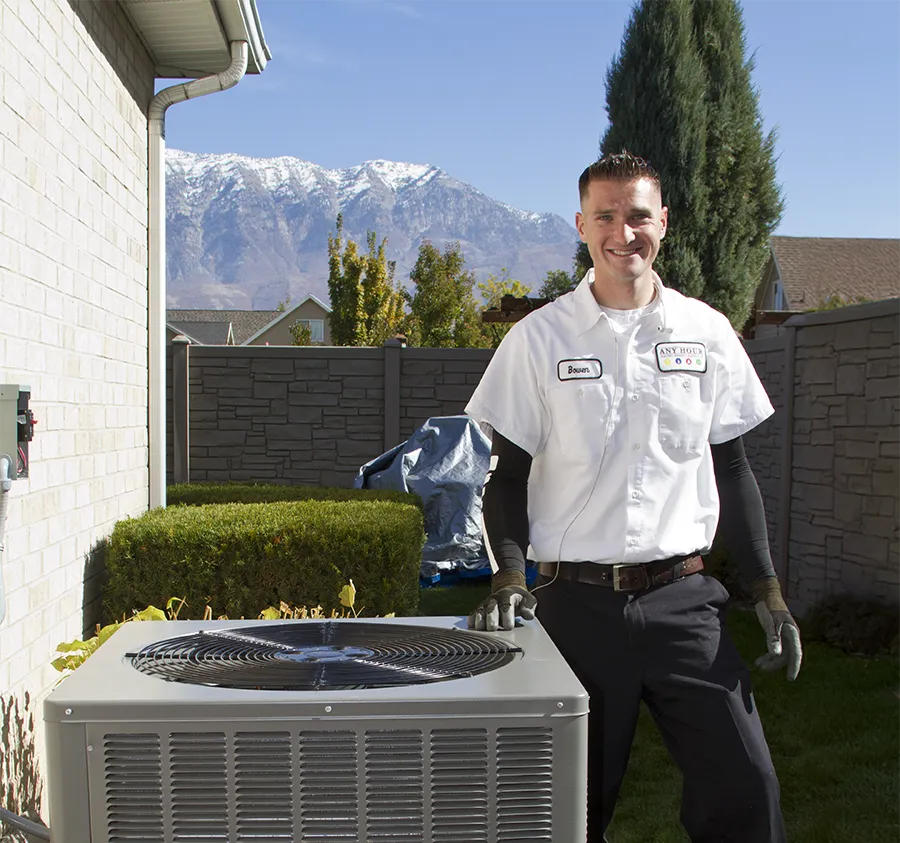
[{"x1": 0, "y1": 0, "x2": 155, "y2": 813}]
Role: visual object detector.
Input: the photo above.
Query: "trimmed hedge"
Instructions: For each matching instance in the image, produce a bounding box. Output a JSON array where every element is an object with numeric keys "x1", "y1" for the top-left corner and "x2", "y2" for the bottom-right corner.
[
  {"x1": 167, "y1": 481, "x2": 421, "y2": 510},
  {"x1": 104, "y1": 499, "x2": 425, "y2": 622}
]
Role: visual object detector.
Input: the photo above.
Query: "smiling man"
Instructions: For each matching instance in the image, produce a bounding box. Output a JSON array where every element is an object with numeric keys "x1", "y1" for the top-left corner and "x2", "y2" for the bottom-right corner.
[
  {"x1": 576, "y1": 170, "x2": 667, "y2": 308},
  {"x1": 466, "y1": 152, "x2": 800, "y2": 842}
]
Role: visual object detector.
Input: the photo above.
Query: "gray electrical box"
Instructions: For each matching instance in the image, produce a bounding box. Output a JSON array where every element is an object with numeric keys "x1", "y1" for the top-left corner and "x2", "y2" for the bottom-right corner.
[{"x1": 0, "y1": 385, "x2": 32, "y2": 479}]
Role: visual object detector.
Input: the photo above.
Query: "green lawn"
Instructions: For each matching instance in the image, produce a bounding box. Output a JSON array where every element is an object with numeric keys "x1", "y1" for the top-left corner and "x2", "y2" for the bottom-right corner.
[{"x1": 419, "y1": 583, "x2": 900, "y2": 843}]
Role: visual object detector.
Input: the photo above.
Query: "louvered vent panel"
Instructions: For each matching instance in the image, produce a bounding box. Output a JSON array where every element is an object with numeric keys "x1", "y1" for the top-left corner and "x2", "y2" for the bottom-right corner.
[
  {"x1": 235, "y1": 732, "x2": 293, "y2": 841},
  {"x1": 298, "y1": 730, "x2": 358, "y2": 842},
  {"x1": 103, "y1": 733, "x2": 164, "y2": 843},
  {"x1": 170, "y1": 732, "x2": 228, "y2": 842},
  {"x1": 431, "y1": 728, "x2": 489, "y2": 842},
  {"x1": 496, "y1": 727, "x2": 554, "y2": 841},
  {"x1": 365, "y1": 729, "x2": 424, "y2": 842}
]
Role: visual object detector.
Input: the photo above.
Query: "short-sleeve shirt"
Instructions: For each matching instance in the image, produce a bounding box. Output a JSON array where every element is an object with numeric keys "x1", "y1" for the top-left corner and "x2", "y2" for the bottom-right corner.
[{"x1": 465, "y1": 270, "x2": 774, "y2": 565}]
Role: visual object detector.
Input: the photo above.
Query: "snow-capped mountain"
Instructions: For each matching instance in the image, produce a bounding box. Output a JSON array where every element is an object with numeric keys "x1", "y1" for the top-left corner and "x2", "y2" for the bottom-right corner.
[{"x1": 165, "y1": 149, "x2": 578, "y2": 309}]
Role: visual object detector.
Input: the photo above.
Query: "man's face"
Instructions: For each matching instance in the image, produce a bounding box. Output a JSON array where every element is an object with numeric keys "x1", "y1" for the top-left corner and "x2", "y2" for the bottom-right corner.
[{"x1": 575, "y1": 177, "x2": 668, "y2": 289}]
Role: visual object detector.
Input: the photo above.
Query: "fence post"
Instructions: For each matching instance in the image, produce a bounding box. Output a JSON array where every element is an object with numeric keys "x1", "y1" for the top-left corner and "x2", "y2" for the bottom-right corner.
[
  {"x1": 776, "y1": 325, "x2": 797, "y2": 597},
  {"x1": 383, "y1": 337, "x2": 405, "y2": 452},
  {"x1": 172, "y1": 335, "x2": 190, "y2": 484}
]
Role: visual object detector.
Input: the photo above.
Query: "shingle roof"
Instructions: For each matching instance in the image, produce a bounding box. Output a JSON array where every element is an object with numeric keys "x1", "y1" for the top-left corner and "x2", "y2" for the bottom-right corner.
[
  {"x1": 167, "y1": 309, "x2": 279, "y2": 344},
  {"x1": 770, "y1": 236, "x2": 899, "y2": 309},
  {"x1": 167, "y1": 320, "x2": 233, "y2": 345}
]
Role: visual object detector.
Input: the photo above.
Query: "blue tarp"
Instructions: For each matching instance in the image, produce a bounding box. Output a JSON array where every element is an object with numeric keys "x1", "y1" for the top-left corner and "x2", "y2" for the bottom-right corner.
[{"x1": 354, "y1": 416, "x2": 492, "y2": 579}]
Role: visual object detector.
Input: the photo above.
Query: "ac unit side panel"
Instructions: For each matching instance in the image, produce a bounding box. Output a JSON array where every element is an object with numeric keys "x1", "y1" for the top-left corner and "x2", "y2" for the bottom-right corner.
[
  {"x1": 550, "y1": 715, "x2": 590, "y2": 838},
  {"x1": 73, "y1": 717, "x2": 587, "y2": 843}
]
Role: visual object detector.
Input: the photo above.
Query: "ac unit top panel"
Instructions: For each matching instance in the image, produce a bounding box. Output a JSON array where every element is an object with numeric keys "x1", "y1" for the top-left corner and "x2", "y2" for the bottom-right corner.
[{"x1": 45, "y1": 616, "x2": 588, "y2": 723}]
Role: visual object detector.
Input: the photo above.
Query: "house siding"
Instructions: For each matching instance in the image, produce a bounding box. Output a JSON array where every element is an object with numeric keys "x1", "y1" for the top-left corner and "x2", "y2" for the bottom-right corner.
[
  {"x1": 0, "y1": 0, "x2": 154, "y2": 793},
  {"x1": 250, "y1": 300, "x2": 333, "y2": 346}
]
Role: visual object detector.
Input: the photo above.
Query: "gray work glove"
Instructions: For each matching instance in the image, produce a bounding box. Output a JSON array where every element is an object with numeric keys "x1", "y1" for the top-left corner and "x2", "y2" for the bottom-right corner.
[
  {"x1": 751, "y1": 576, "x2": 802, "y2": 681},
  {"x1": 468, "y1": 570, "x2": 537, "y2": 631}
]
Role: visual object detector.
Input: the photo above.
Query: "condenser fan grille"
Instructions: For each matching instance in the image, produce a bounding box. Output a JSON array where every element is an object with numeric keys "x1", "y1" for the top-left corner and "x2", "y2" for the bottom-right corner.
[{"x1": 128, "y1": 621, "x2": 520, "y2": 690}]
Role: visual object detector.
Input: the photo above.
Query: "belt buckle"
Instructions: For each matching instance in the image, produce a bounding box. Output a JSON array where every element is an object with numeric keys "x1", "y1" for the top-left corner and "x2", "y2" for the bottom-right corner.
[{"x1": 612, "y1": 563, "x2": 648, "y2": 592}]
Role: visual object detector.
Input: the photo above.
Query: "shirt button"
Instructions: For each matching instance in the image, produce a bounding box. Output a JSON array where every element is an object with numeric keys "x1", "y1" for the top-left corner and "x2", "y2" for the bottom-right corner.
[
  {"x1": 631, "y1": 491, "x2": 639, "y2": 499},
  {"x1": 632, "y1": 443, "x2": 641, "y2": 451},
  {"x1": 683, "y1": 380, "x2": 691, "y2": 390},
  {"x1": 631, "y1": 394, "x2": 639, "y2": 402},
  {"x1": 629, "y1": 538, "x2": 637, "y2": 546},
  {"x1": 577, "y1": 387, "x2": 584, "y2": 395}
]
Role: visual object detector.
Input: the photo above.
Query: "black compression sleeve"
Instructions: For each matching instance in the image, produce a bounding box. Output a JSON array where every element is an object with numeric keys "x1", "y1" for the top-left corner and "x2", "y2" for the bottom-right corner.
[
  {"x1": 481, "y1": 431, "x2": 532, "y2": 576},
  {"x1": 710, "y1": 436, "x2": 777, "y2": 584}
]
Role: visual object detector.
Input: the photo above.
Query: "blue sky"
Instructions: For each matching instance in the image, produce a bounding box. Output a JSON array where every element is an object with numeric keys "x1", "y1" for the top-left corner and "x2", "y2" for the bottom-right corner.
[{"x1": 163, "y1": 0, "x2": 900, "y2": 239}]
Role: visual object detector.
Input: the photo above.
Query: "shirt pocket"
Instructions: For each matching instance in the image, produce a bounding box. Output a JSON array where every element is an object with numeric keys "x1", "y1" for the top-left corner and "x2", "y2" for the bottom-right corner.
[
  {"x1": 546, "y1": 380, "x2": 614, "y2": 462},
  {"x1": 657, "y1": 374, "x2": 711, "y2": 456}
]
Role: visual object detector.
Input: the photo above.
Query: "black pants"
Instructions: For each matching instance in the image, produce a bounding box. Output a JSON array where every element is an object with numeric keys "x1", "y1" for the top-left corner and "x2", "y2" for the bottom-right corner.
[{"x1": 537, "y1": 571, "x2": 786, "y2": 843}]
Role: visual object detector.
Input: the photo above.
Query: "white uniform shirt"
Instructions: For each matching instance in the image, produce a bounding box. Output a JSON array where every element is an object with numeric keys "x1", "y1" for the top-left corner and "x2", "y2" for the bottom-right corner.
[{"x1": 465, "y1": 271, "x2": 774, "y2": 565}]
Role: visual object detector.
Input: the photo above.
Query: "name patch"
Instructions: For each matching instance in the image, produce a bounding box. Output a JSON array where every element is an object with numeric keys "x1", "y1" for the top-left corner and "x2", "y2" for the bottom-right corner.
[
  {"x1": 557, "y1": 358, "x2": 603, "y2": 381},
  {"x1": 655, "y1": 342, "x2": 708, "y2": 373}
]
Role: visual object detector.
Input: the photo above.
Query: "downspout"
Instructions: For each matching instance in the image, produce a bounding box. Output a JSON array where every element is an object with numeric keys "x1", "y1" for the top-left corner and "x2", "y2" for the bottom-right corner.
[{"x1": 147, "y1": 41, "x2": 249, "y2": 509}]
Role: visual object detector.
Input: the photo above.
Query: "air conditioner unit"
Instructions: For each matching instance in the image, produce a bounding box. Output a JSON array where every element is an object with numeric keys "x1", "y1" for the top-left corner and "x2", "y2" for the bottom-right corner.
[{"x1": 44, "y1": 615, "x2": 588, "y2": 842}]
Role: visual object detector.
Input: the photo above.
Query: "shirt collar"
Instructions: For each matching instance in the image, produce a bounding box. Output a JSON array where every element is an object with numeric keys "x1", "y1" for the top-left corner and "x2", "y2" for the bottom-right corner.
[{"x1": 572, "y1": 269, "x2": 673, "y2": 336}]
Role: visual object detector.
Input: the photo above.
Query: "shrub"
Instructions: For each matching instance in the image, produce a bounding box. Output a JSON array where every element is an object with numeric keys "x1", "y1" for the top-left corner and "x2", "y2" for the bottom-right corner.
[
  {"x1": 803, "y1": 594, "x2": 899, "y2": 657},
  {"x1": 103, "y1": 499, "x2": 424, "y2": 623},
  {"x1": 166, "y1": 481, "x2": 421, "y2": 510}
]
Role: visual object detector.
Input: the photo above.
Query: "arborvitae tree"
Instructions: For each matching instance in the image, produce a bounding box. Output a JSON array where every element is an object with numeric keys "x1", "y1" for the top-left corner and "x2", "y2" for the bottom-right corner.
[
  {"x1": 602, "y1": 0, "x2": 709, "y2": 302},
  {"x1": 598, "y1": 0, "x2": 783, "y2": 328},
  {"x1": 403, "y1": 241, "x2": 487, "y2": 348},
  {"x1": 690, "y1": 0, "x2": 783, "y2": 326},
  {"x1": 327, "y1": 216, "x2": 404, "y2": 346}
]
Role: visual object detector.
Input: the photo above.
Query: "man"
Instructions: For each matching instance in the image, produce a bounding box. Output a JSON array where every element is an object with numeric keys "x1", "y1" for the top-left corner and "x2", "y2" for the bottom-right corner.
[{"x1": 465, "y1": 152, "x2": 801, "y2": 843}]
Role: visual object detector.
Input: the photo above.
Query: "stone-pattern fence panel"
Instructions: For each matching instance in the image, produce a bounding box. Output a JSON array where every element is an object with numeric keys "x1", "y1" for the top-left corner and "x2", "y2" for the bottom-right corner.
[
  {"x1": 399, "y1": 350, "x2": 493, "y2": 440},
  {"x1": 742, "y1": 335, "x2": 787, "y2": 571},
  {"x1": 168, "y1": 298, "x2": 899, "y2": 611}
]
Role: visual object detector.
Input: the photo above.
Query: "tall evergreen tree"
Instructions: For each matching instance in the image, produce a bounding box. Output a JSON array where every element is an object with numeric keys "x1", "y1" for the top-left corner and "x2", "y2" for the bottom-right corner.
[
  {"x1": 403, "y1": 241, "x2": 487, "y2": 348},
  {"x1": 602, "y1": 0, "x2": 709, "y2": 302},
  {"x1": 690, "y1": 0, "x2": 783, "y2": 325},
  {"x1": 598, "y1": 0, "x2": 782, "y2": 327}
]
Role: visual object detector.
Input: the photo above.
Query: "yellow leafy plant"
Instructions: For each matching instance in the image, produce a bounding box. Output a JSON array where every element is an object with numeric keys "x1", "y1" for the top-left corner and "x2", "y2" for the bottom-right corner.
[{"x1": 52, "y1": 582, "x2": 392, "y2": 677}]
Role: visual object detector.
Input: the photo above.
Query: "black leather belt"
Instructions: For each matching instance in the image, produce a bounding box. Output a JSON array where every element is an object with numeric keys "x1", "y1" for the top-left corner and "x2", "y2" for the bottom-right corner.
[{"x1": 537, "y1": 554, "x2": 704, "y2": 592}]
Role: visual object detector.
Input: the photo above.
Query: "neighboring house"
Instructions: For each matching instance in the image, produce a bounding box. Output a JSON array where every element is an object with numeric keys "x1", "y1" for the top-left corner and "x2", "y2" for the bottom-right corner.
[
  {"x1": 166, "y1": 308, "x2": 278, "y2": 345},
  {"x1": 246, "y1": 294, "x2": 332, "y2": 345},
  {"x1": 166, "y1": 295, "x2": 332, "y2": 345},
  {"x1": 751, "y1": 236, "x2": 900, "y2": 337},
  {"x1": 0, "y1": 0, "x2": 269, "y2": 813}
]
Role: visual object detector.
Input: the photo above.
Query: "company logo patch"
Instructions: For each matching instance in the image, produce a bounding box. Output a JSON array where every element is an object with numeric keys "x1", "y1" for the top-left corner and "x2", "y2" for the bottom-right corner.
[
  {"x1": 557, "y1": 358, "x2": 603, "y2": 381},
  {"x1": 655, "y1": 342, "x2": 708, "y2": 373}
]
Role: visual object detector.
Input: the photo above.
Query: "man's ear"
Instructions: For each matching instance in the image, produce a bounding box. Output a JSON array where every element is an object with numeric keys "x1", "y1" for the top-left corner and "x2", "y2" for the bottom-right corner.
[
  {"x1": 659, "y1": 206, "x2": 668, "y2": 240},
  {"x1": 575, "y1": 212, "x2": 586, "y2": 242}
]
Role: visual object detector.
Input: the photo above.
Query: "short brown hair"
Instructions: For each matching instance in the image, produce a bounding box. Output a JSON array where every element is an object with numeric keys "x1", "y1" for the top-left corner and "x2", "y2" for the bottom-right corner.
[{"x1": 578, "y1": 151, "x2": 661, "y2": 202}]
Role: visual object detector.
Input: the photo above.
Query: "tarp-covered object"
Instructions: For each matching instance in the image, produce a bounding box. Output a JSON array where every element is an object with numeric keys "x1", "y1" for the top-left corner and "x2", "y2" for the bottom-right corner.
[{"x1": 354, "y1": 416, "x2": 491, "y2": 577}]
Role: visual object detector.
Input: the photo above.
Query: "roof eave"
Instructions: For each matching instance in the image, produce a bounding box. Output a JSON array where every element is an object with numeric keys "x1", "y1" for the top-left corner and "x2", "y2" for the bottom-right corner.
[{"x1": 119, "y1": 0, "x2": 270, "y2": 78}]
